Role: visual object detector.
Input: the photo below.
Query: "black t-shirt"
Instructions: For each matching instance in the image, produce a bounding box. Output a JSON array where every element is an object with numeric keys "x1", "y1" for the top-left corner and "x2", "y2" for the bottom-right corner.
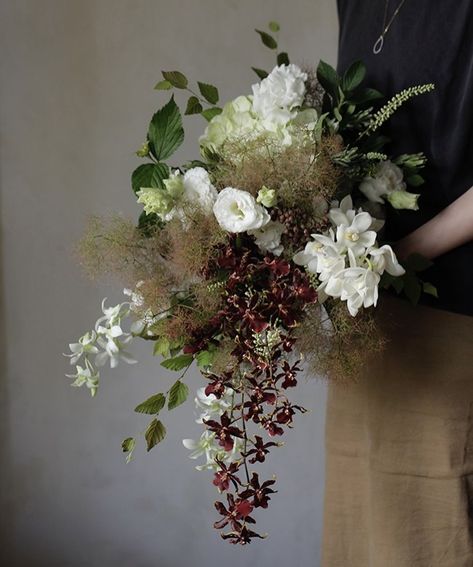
[{"x1": 337, "y1": 0, "x2": 473, "y2": 316}]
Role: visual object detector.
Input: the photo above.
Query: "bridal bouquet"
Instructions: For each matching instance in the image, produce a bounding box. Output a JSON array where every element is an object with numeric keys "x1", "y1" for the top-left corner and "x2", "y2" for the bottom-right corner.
[{"x1": 66, "y1": 23, "x2": 435, "y2": 544}]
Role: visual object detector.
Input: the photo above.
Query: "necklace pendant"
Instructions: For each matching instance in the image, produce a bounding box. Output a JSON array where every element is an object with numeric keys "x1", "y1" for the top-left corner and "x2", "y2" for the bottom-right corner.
[{"x1": 373, "y1": 35, "x2": 384, "y2": 55}]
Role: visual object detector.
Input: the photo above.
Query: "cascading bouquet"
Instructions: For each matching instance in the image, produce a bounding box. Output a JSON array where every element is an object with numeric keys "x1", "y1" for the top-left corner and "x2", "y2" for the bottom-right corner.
[{"x1": 66, "y1": 22, "x2": 435, "y2": 544}]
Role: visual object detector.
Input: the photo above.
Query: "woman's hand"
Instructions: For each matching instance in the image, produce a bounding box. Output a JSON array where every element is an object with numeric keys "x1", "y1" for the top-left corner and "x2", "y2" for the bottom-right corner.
[{"x1": 394, "y1": 186, "x2": 473, "y2": 262}]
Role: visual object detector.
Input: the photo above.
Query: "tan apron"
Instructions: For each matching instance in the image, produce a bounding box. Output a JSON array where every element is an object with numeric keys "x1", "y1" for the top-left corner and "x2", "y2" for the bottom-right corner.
[{"x1": 322, "y1": 294, "x2": 473, "y2": 567}]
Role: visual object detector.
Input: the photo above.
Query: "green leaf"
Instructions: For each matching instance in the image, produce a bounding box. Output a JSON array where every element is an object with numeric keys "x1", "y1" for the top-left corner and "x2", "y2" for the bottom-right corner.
[
  {"x1": 423, "y1": 282, "x2": 438, "y2": 298},
  {"x1": 196, "y1": 349, "x2": 216, "y2": 368},
  {"x1": 153, "y1": 336, "x2": 171, "y2": 357},
  {"x1": 135, "y1": 393, "x2": 166, "y2": 415},
  {"x1": 403, "y1": 274, "x2": 422, "y2": 305},
  {"x1": 255, "y1": 29, "x2": 278, "y2": 50},
  {"x1": 185, "y1": 96, "x2": 203, "y2": 115},
  {"x1": 121, "y1": 437, "x2": 136, "y2": 463},
  {"x1": 252, "y1": 67, "x2": 269, "y2": 80},
  {"x1": 201, "y1": 107, "x2": 222, "y2": 122},
  {"x1": 316, "y1": 60, "x2": 340, "y2": 100},
  {"x1": 168, "y1": 380, "x2": 189, "y2": 410},
  {"x1": 145, "y1": 419, "x2": 166, "y2": 451},
  {"x1": 268, "y1": 21, "x2": 280, "y2": 33},
  {"x1": 154, "y1": 79, "x2": 173, "y2": 90},
  {"x1": 350, "y1": 87, "x2": 384, "y2": 105},
  {"x1": 148, "y1": 96, "x2": 184, "y2": 161},
  {"x1": 197, "y1": 82, "x2": 219, "y2": 105},
  {"x1": 161, "y1": 70, "x2": 188, "y2": 89},
  {"x1": 131, "y1": 162, "x2": 169, "y2": 195},
  {"x1": 405, "y1": 253, "x2": 433, "y2": 273},
  {"x1": 342, "y1": 60, "x2": 366, "y2": 91},
  {"x1": 161, "y1": 353, "x2": 193, "y2": 371},
  {"x1": 277, "y1": 52, "x2": 290, "y2": 66},
  {"x1": 407, "y1": 174, "x2": 425, "y2": 187},
  {"x1": 138, "y1": 211, "x2": 161, "y2": 235}
]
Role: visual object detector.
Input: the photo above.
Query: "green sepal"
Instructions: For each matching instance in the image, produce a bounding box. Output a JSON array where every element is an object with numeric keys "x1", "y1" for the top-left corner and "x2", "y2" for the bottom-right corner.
[
  {"x1": 251, "y1": 67, "x2": 269, "y2": 80},
  {"x1": 255, "y1": 29, "x2": 277, "y2": 50}
]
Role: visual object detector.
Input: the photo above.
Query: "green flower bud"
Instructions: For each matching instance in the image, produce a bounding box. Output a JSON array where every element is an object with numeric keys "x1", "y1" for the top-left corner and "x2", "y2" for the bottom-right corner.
[
  {"x1": 135, "y1": 141, "x2": 150, "y2": 158},
  {"x1": 387, "y1": 190, "x2": 420, "y2": 210},
  {"x1": 256, "y1": 186, "x2": 277, "y2": 208}
]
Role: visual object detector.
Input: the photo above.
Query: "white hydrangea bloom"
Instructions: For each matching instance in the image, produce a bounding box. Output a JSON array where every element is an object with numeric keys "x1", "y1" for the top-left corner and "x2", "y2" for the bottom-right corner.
[
  {"x1": 213, "y1": 187, "x2": 270, "y2": 233},
  {"x1": 252, "y1": 64, "x2": 308, "y2": 127}
]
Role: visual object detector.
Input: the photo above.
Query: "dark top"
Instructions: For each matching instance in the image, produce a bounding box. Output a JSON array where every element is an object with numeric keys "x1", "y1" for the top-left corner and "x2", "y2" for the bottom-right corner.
[{"x1": 337, "y1": 0, "x2": 473, "y2": 316}]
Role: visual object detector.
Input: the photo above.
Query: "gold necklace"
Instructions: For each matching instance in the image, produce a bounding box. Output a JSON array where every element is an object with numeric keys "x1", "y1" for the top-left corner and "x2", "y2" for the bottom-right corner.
[{"x1": 373, "y1": 0, "x2": 407, "y2": 54}]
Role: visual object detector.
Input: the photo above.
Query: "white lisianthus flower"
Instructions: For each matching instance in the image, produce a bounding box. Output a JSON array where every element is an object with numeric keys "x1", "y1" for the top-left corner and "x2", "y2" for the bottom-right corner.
[
  {"x1": 252, "y1": 64, "x2": 308, "y2": 127},
  {"x1": 359, "y1": 160, "x2": 420, "y2": 210},
  {"x1": 213, "y1": 187, "x2": 270, "y2": 233},
  {"x1": 248, "y1": 221, "x2": 285, "y2": 256}
]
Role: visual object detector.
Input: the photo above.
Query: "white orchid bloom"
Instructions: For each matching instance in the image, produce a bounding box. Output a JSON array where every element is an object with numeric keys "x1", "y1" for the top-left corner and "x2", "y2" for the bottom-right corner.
[
  {"x1": 65, "y1": 331, "x2": 99, "y2": 365},
  {"x1": 369, "y1": 245, "x2": 405, "y2": 276},
  {"x1": 66, "y1": 359, "x2": 100, "y2": 397},
  {"x1": 194, "y1": 387, "x2": 232, "y2": 424}
]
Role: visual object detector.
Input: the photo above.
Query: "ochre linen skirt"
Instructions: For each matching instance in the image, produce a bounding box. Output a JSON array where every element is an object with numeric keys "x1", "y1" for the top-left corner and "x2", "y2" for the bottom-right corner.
[{"x1": 322, "y1": 293, "x2": 473, "y2": 567}]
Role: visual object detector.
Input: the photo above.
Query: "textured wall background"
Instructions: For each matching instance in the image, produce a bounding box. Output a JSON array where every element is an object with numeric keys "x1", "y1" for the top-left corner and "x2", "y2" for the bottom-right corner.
[{"x1": 0, "y1": 1, "x2": 338, "y2": 565}]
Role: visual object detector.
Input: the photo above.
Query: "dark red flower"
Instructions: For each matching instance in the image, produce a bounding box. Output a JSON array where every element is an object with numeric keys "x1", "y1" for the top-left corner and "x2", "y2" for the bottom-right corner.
[
  {"x1": 213, "y1": 459, "x2": 241, "y2": 492},
  {"x1": 243, "y1": 435, "x2": 278, "y2": 464},
  {"x1": 204, "y1": 412, "x2": 243, "y2": 451},
  {"x1": 240, "y1": 472, "x2": 277, "y2": 509}
]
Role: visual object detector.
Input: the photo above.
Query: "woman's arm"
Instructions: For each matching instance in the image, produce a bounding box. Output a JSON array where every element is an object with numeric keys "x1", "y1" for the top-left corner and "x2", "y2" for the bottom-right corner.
[{"x1": 394, "y1": 186, "x2": 473, "y2": 261}]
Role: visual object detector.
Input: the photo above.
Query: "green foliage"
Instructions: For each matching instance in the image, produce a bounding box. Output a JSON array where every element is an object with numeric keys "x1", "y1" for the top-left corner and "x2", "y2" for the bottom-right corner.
[
  {"x1": 198, "y1": 82, "x2": 219, "y2": 105},
  {"x1": 154, "y1": 79, "x2": 173, "y2": 90},
  {"x1": 134, "y1": 393, "x2": 166, "y2": 415},
  {"x1": 196, "y1": 348, "x2": 216, "y2": 368},
  {"x1": 131, "y1": 162, "x2": 169, "y2": 195},
  {"x1": 201, "y1": 107, "x2": 222, "y2": 122},
  {"x1": 161, "y1": 70, "x2": 188, "y2": 89},
  {"x1": 252, "y1": 67, "x2": 269, "y2": 80},
  {"x1": 341, "y1": 60, "x2": 366, "y2": 91},
  {"x1": 122, "y1": 437, "x2": 136, "y2": 463},
  {"x1": 277, "y1": 52, "x2": 289, "y2": 66},
  {"x1": 138, "y1": 211, "x2": 162, "y2": 235},
  {"x1": 145, "y1": 418, "x2": 166, "y2": 451},
  {"x1": 161, "y1": 353, "x2": 193, "y2": 371},
  {"x1": 153, "y1": 336, "x2": 171, "y2": 357},
  {"x1": 148, "y1": 96, "x2": 184, "y2": 161},
  {"x1": 168, "y1": 380, "x2": 189, "y2": 410},
  {"x1": 316, "y1": 60, "x2": 340, "y2": 102},
  {"x1": 255, "y1": 29, "x2": 277, "y2": 50},
  {"x1": 381, "y1": 253, "x2": 435, "y2": 305},
  {"x1": 185, "y1": 96, "x2": 203, "y2": 115},
  {"x1": 423, "y1": 282, "x2": 438, "y2": 298}
]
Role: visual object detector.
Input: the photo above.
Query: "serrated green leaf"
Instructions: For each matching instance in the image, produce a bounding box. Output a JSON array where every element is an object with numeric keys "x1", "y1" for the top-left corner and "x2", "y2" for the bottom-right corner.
[
  {"x1": 168, "y1": 380, "x2": 189, "y2": 410},
  {"x1": 161, "y1": 353, "x2": 193, "y2": 371},
  {"x1": 201, "y1": 107, "x2": 222, "y2": 122},
  {"x1": 161, "y1": 70, "x2": 188, "y2": 89},
  {"x1": 255, "y1": 29, "x2": 278, "y2": 50},
  {"x1": 197, "y1": 82, "x2": 219, "y2": 105},
  {"x1": 407, "y1": 174, "x2": 425, "y2": 187},
  {"x1": 316, "y1": 60, "x2": 340, "y2": 100},
  {"x1": 196, "y1": 349, "x2": 216, "y2": 368},
  {"x1": 135, "y1": 393, "x2": 166, "y2": 415},
  {"x1": 154, "y1": 79, "x2": 173, "y2": 90},
  {"x1": 185, "y1": 96, "x2": 203, "y2": 115},
  {"x1": 153, "y1": 336, "x2": 171, "y2": 357},
  {"x1": 131, "y1": 162, "x2": 169, "y2": 195},
  {"x1": 148, "y1": 96, "x2": 184, "y2": 161},
  {"x1": 277, "y1": 52, "x2": 290, "y2": 66},
  {"x1": 341, "y1": 60, "x2": 366, "y2": 91},
  {"x1": 268, "y1": 21, "x2": 280, "y2": 33},
  {"x1": 251, "y1": 67, "x2": 269, "y2": 80},
  {"x1": 423, "y1": 282, "x2": 438, "y2": 298},
  {"x1": 145, "y1": 418, "x2": 166, "y2": 451}
]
